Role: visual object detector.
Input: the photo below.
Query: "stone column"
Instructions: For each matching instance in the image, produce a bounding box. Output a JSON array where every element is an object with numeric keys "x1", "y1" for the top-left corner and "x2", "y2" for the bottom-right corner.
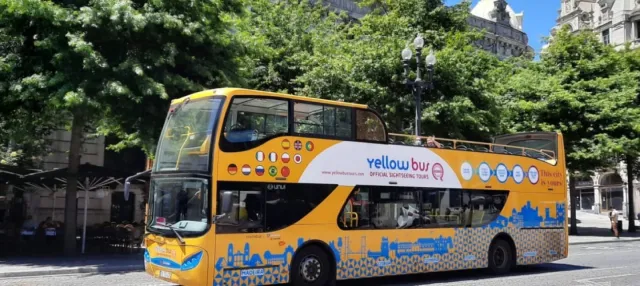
[{"x1": 594, "y1": 185, "x2": 601, "y2": 214}]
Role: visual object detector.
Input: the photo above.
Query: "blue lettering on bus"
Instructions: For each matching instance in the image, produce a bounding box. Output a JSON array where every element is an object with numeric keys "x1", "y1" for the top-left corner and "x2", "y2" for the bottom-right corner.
[
  {"x1": 241, "y1": 268, "x2": 265, "y2": 277},
  {"x1": 366, "y1": 156, "x2": 410, "y2": 171}
]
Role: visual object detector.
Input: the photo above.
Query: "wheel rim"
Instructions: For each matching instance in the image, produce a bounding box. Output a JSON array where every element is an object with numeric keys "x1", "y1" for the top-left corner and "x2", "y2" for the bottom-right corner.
[
  {"x1": 299, "y1": 255, "x2": 322, "y2": 282},
  {"x1": 493, "y1": 246, "x2": 507, "y2": 268}
]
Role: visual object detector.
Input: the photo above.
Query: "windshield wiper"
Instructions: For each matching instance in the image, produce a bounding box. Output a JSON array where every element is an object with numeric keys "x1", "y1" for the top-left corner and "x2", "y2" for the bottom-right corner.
[{"x1": 165, "y1": 223, "x2": 186, "y2": 245}]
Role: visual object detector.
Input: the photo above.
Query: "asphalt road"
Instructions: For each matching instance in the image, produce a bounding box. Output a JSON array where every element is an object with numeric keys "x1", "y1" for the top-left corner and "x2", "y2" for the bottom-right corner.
[{"x1": 2, "y1": 241, "x2": 639, "y2": 286}]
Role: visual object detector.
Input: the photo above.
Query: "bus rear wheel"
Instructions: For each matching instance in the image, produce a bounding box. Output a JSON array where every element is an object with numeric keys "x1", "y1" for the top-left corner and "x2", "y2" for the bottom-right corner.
[
  {"x1": 488, "y1": 239, "x2": 514, "y2": 275},
  {"x1": 290, "y1": 245, "x2": 333, "y2": 286}
]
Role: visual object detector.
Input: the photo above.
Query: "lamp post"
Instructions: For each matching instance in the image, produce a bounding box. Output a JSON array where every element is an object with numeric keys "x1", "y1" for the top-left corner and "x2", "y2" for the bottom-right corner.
[{"x1": 402, "y1": 34, "x2": 436, "y2": 145}]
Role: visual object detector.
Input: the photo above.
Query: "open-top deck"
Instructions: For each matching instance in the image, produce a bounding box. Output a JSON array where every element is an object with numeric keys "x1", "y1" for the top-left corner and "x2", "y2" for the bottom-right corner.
[{"x1": 388, "y1": 133, "x2": 558, "y2": 165}]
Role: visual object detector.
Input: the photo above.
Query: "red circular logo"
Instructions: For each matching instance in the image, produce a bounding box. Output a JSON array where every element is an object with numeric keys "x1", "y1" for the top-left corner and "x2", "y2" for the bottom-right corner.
[
  {"x1": 432, "y1": 163, "x2": 444, "y2": 181},
  {"x1": 281, "y1": 166, "x2": 290, "y2": 177}
]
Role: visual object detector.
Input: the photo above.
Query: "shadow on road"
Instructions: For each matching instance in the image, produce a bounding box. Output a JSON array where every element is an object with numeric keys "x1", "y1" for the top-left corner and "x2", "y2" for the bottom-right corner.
[{"x1": 338, "y1": 263, "x2": 592, "y2": 285}]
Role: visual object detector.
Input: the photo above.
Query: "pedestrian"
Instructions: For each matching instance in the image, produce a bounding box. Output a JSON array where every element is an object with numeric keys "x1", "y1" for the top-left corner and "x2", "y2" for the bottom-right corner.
[{"x1": 609, "y1": 208, "x2": 620, "y2": 239}]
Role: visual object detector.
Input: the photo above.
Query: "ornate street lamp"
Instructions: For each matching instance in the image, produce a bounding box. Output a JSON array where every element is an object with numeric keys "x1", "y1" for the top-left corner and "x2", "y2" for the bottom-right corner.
[{"x1": 402, "y1": 34, "x2": 436, "y2": 145}]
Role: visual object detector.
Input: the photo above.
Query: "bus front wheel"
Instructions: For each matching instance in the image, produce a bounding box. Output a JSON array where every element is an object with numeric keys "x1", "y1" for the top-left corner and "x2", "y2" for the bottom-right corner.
[
  {"x1": 488, "y1": 239, "x2": 514, "y2": 275},
  {"x1": 290, "y1": 245, "x2": 333, "y2": 286}
]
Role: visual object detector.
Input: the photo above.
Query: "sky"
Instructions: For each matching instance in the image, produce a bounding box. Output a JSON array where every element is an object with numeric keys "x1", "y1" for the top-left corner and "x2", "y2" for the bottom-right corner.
[{"x1": 445, "y1": 0, "x2": 558, "y2": 55}]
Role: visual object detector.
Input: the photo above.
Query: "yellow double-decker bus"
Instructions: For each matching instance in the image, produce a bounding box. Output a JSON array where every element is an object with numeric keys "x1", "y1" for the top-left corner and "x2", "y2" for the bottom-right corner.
[{"x1": 142, "y1": 88, "x2": 568, "y2": 286}]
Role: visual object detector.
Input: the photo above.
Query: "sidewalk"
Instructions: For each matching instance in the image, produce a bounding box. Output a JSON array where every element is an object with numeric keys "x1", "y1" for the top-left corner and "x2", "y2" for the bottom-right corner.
[
  {"x1": 0, "y1": 253, "x2": 144, "y2": 278},
  {"x1": 568, "y1": 211, "x2": 640, "y2": 245}
]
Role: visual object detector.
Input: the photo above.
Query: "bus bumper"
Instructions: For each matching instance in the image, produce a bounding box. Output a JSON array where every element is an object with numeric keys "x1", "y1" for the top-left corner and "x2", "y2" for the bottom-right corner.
[{"x1": 144, "y1": 245, "x2": 209, "y2": 286}]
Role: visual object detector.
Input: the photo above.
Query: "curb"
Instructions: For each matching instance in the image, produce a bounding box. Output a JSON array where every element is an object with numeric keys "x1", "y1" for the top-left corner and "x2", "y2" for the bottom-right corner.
[
  {"x1": 0, "y1": 264, "x2": 144, "y2": 278},
  {"x1": 569, "y1": 238, "x2": 640, "y2": 246}
]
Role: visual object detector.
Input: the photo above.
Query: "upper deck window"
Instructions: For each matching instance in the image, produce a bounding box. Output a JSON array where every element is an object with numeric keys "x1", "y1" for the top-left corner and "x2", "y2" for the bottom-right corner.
[
  {"x1": 294, "y1": 102, "x2": 352, "y2": 138},
  {"x1": 222, "y1": 97, "x2": 289, "y2": 144},
  {"x1": 356, "y1": 109, "x2": 386, "y2": 142},
  {"x1": 154, "y1": 97, "x2": 224, "y2": 172}
]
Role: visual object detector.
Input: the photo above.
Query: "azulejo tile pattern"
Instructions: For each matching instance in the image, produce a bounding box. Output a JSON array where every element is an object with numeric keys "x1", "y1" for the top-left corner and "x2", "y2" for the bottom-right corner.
[{"x1": 212, "y1": 201, "x2": 566, "y2": 285}]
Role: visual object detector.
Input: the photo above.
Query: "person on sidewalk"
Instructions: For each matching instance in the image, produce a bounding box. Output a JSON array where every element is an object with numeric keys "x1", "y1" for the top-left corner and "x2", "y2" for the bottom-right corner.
[{"x1": 609, "y1": 208, "x2": 620, "y2": 239}]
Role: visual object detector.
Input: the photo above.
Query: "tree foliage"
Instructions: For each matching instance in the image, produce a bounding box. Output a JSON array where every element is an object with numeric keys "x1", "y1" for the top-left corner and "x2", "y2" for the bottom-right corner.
[
  {"x1": 500, "y1": 25, "x2": 640, "y2": 233},
  {"x1": 288, "y1": 0, "x2": 508, "y2": 141},
  {"x1": 232, "y1": 0, "x2": 341, "y2": 94},
  {"x1": 0, "y1": 0, "x2": 245, "y2": 155},
  {"x1": 0, "y1": 0, "x2": 245, "y2": 254},
  {"x1": 500, "y1": 26, "x2": 638, "y2": 172}
]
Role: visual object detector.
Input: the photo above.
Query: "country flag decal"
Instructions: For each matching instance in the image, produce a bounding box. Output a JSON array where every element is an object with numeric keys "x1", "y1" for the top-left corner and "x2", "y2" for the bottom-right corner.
[
  {"x1": 242, "y1": 164, "x2": 251, "y2": 175},
  {"x1": 228, "y1": 164, "x2": 238, "y2": 175},
  {"x1": 268, "y1": 166, "x2": 278, "y2": 177},
  {"x1": 282, "y1": 153, "x2": 290, "y2": 163},
  {"x1": 293, "y1": 154, "x2": 302, "y2": 164},
  {"x1": 256, "y1": 151, "x2": 265, "y2": 162},
  {"x1": 305, "y1": 141, "x2": 314, "y2": 151},
  {"x1": 281, "y1": 139, "x2": 291, "y2": 150},
  {"x1": 281, "y1": 166, "x2": 290, "y2": 177},
  {"x1": 294, "y1": 140, "x2": 302, "y2": 150},
  {"x1": 255, "y1": 165, "x2": 265, "y2": 176},
  {"x1": 269, "y1": 152, "x2": 278, "y2": 162}
]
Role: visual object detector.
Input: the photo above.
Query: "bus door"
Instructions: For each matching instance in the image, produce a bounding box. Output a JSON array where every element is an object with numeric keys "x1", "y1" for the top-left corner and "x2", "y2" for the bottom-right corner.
[{"x1": 213, "y1": 184, "x2": 270, "y2": 282}]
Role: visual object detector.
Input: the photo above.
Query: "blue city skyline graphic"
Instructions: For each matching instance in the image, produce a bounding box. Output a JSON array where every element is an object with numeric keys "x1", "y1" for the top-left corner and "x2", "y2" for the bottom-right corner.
[
  {"x1": 487, "y1": 201, "x2": 565, "y2": 229},
  {"x1": 212, "y1": 200, "x2": 564, "y2": 277},
  {"x1": 216, "y1": 238, "x2": 305, "y2": 271}
]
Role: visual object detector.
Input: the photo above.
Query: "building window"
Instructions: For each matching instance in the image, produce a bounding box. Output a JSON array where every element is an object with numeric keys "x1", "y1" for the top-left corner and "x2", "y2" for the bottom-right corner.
[
  {"x1": 338, "y1": 186, "x2": 509, "y2": 230},
  {"x1": 602, "y1": 29, "x2": 610, "y2": 45},
  {"x1": 635, "y1": 21, "x2": 640, "y2": 39},
  {"x1": 294, "y1": 102, "x2": 352, "y2": 138}
]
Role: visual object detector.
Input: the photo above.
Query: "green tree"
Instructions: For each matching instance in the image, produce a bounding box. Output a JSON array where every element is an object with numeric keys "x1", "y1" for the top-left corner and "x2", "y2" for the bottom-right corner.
[
  {"x1": 0, "y1": 0, "x2": 244, "y2": 255},
  {"x1": 501, "y1": 26, "x2": 636, "y2": 234},
  {"x1": 0, "y1": 23, "x2": 59, "y2": 167},
  {"x1": 232, "y1": 0, "x2": 341, "y2": 94},
  {"x1": 614, "y1": 45, "x2": 640, "y2": 232},
  {"x1": 295, "y1": 0, "x2": 508, "y2": 141}
]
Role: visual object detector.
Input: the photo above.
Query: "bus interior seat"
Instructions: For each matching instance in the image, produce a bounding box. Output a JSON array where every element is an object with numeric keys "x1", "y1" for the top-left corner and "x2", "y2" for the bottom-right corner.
[{"x1": 456, "y1": 145, "x2": 469, "y2": 151}]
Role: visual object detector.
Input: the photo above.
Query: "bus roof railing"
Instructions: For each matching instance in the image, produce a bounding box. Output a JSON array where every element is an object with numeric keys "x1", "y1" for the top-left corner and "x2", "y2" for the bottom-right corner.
[{"x1": 388, "y1": 133, "x2": 557, "y2": 162}]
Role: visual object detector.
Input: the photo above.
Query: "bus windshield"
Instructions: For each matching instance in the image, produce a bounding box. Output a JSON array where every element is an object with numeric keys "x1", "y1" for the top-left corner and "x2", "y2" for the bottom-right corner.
[
  {"x1": 154, "y1": 98, "x2": 224, "y2": 172},
  {"x1": 147, "y1": 177, "x2": 209, "y2": 235}
]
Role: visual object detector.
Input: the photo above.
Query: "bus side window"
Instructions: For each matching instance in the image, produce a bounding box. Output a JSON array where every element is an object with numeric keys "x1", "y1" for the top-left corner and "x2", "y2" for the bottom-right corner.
[
  {"x1": 340, "y1": 187, "x2": 370, "y2": 229},
  {"x1": 355, "y1": 109, "x2": 386, "y2": 142},
  {"x1": 294, "y1": 102, "x2": 352, "y2": 139}
]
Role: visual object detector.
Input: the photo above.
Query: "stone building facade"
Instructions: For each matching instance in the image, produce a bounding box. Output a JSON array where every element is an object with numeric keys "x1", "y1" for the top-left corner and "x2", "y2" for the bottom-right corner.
[
  {"x1": 549, "y1": 0, "x2": 640, "y2": 50},
  {"x1": 569, "y1": 162, "x2": 640, "y2": 219},
  {"x1": 328, "y1": 0, "x2": 534, "y2": 59},
  {"x1": 468, "y1": 0, "x2": 535, "y2": 59}
]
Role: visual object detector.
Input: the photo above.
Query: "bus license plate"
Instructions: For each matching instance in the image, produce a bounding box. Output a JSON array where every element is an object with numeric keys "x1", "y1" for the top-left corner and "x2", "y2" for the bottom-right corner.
[{"x1": 159, "y1": 270, "x2": 171, "y2": 279}]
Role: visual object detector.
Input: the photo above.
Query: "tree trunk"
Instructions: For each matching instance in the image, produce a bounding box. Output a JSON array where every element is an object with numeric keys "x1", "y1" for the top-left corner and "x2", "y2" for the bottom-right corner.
[
  {"x1": 569, "y1": 174, "x2": 578, "y2": 235},
  {"x1": 627, "y1": 155, "x2": 636, "y2": 232},
  {"x1": 63, "y1": 111, "x2": 84, "y2": 256}
]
